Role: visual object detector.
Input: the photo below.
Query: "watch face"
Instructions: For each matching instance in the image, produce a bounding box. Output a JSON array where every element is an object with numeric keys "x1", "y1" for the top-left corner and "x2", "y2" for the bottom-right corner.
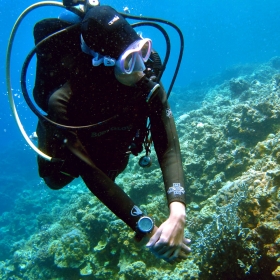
[{"x1": 138, "y1": 216, "x2": 153, "y2": 233}]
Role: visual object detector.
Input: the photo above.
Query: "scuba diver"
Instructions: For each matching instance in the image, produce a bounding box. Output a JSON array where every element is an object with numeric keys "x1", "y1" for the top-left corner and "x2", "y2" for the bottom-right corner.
[{"x1": 8, "y1": 1, "x2": 191, "y2": 264}]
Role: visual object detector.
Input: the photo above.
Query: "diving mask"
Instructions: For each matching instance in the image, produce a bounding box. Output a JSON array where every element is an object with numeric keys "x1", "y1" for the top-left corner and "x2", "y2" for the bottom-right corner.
[{"x1": 115, "y1": 38, "x2": 152, "y2": 74}]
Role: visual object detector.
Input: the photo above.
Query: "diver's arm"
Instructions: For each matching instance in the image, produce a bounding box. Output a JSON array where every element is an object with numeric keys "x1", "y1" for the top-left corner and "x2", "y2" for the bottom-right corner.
[
  {"x1": 146, "y1": 87, "x2": 191, "y2": 262},
  {"x1": 148, "y1": 86, "x2": 186, "y2": 206},
  {"x1": 80, "y1": 162, "x2": 142, "y2": 230},
  {"x1": 58, "y1": 129, "x2": 143, "y2": 232},
  {"x1": 115, "y1": 68, "x2": 190, "y2": 261}
]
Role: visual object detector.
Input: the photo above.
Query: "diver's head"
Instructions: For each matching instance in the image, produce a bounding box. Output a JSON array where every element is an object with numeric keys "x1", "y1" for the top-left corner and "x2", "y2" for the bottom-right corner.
[
  {"x1": 81, "y1": 5, "x2": 140, "y2": 60},
  {"x1": 81, "y1": 5, "x2": 152, "y2": 82}
]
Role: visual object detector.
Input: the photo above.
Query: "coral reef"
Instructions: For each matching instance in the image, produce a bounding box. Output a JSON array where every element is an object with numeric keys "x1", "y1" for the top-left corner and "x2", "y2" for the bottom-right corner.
[
  {"x1": 229, "y1": 78, "x2": 250, "y2": 96},
  {"x1": 0, "y1": 57, "x2": 280, "y2": 279}
]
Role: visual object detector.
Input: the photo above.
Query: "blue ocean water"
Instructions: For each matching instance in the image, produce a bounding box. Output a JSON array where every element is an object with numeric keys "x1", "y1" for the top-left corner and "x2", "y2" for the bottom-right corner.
[{"x1": 0, "y1": 0, "x2": 280, "y2": 278}]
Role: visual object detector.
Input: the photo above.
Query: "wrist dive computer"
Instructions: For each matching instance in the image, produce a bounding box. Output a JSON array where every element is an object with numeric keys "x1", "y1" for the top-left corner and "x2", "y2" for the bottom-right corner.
[{"x1": 136, "y1": 216, "x2": 154, "y2": 234}]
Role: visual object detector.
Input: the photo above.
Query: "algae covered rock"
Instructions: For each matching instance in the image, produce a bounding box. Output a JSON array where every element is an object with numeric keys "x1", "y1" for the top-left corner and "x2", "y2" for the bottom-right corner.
[
  {"x1": 80, "y1": 263, "x2": 93, "y2": 276},
  {"x1": 229, "y1": 78, "x2": 250, "y2": 95},
  {"x1": 119, "y1": 261, "x2": 147, "y2": 279},
  {"x1": 49, "y1": 228, "x2": 90, "y2": 268}
]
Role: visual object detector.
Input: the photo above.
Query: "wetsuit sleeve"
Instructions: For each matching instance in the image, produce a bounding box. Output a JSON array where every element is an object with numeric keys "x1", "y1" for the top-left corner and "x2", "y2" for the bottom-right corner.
[
  {"x1": 148, "y1": 87, "x2": 186, "y2": 205},
  {"x1": 64, "y1": 131, "x2": 143, "y2": 232}
]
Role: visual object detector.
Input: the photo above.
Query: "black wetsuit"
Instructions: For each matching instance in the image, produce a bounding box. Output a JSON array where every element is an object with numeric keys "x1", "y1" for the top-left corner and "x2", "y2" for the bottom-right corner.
[{"x1": 34, "y1": 19, "x2": 186, "y2": 232}]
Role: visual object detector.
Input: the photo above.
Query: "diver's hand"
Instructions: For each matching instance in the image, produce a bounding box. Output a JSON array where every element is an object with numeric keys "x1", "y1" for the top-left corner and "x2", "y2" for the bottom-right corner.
[
  {"x1": 114, "y1": 70, "x2": 144, "y2": 86},
  {"x1": 146, "y1": 202, "x2": 191, "y2": 264}
]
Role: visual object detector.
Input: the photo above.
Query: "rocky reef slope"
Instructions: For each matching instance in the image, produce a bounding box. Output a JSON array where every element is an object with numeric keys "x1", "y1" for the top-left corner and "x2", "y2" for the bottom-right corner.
[{"x1": 0, "y1": 57, "x2": 280, "y2": 279}]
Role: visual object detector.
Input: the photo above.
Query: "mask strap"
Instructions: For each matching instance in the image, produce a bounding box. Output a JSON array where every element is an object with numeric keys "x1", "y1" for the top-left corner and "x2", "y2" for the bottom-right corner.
[
  {"x1": 92, "y1": 54, "x2": 116, "y2": 67},
  {"x1": 103, "y1": 56, "x2": 116, "y2": 66},
  {"x1": 80, "y1": 34, "x2": 116, "y2": 67},
  {"x1": 91, "y1": 52, "x2": 104, "y2": 66},
  {"x1": 80, "y1": 34, "x2": 94, "y2": 55}
]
